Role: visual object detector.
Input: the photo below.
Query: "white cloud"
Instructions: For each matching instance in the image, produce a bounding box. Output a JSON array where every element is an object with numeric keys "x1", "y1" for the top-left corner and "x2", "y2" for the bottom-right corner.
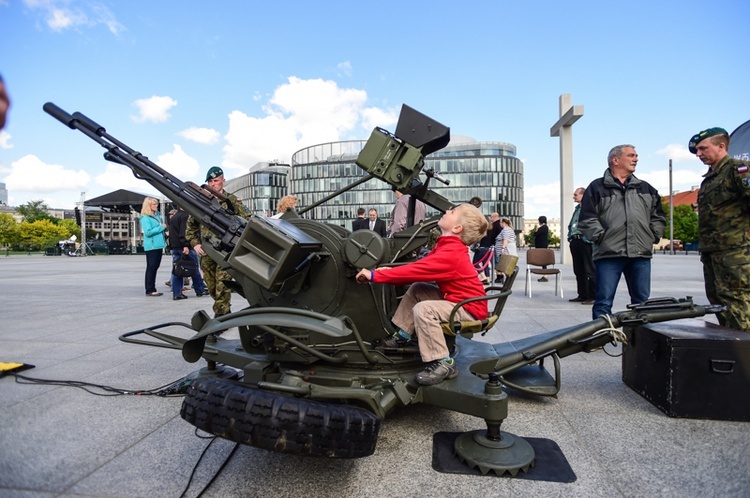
[
  {"x1": 337, "y1": 61, "x2": 352, "y2": 77},
  {"x1": 523, "y1": 181, "x2": 560, "y2": 219},
  {"x1": 93, "y1": 145, "x2": 199, "y2": 193},
  {"x1": 6, "y1": 154, "x2": 90, "y2": 193},
  {"x1": 94, "y1": 163, "x2": 147, "y2": 192},
  {"x1": 0, "y1": 130, "x2": 12, "y2": 149},
  {"x1": 361, "y1": 107, "x2": 399, "y2": 132},
  {"x1": 177, "y1": 127, "x2": 220, "y2": 145},
  {"x1": 268, "y1": 77, "x2": 367, "y2": 137},
  {"x1": 24, "y1": 0, "x2": 125, "y2": 35},
  {"x1": 156, "y1": 144, "x2": 201, "y2": 179},
  {"x1": 222, "y1": 77, "x2": 396, "y2": 172},
  {"x1": 655, "y1": 143, "x2": 698, "y2": 162},
  {"x1": 131, "y1": 96, "x2": 178, "y2": 123},
  {"x1": 47, "y1": 7, "x2": 84, "y2": 31},
  {"x1": 223, "y1": 111, "x2": 299, "y2": 173},
  {"x1": 637, "y1": 168, "x2": 705, "y2": 195},
  {"x1": 90, "y1": 2, "x2": 125, "y2": 35}
]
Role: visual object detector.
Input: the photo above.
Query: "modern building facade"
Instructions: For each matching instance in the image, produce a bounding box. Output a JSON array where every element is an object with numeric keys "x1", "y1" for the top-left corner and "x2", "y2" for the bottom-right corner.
[
  {"x1": 286, "y1": 136, "x2": 524, "y2": 230},
  {"x1": 224, "y1": 162, "x2": 290, "y2": 217}
]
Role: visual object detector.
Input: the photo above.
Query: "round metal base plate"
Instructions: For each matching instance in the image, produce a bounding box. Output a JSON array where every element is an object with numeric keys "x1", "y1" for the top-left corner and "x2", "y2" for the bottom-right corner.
[
  {"x1": 454, "y1": 430, "x2": 535, "y2": 476},
  {"x1": 190, "y1": 364, "x2": 241, "y2": 380}
]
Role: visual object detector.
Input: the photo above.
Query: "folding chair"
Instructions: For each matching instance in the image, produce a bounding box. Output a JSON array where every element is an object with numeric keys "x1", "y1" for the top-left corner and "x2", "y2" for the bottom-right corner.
[{"x1": 525, "y1": 248, "x2": 563, "y2": 298}]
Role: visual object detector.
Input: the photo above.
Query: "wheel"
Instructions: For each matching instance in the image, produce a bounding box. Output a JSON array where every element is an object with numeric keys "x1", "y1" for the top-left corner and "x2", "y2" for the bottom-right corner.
[{"x1": 180, "y1": 376, "x2": 380, "y2": 458}]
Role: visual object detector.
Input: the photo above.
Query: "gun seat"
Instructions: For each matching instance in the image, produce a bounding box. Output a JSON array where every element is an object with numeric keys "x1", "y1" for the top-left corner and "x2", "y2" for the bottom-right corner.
[{"x1": 441, "y1": 256, "x2": 519, "y2": 337}]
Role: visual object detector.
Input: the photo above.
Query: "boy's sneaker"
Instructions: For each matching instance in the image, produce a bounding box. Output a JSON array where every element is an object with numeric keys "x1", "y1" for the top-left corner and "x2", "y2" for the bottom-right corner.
[
  {"x1": 415, "y1": 359, "x2": 457, "y2": 385},
  {"x1": 380, "y1": 334, "x2": 416, "y2": 349}
]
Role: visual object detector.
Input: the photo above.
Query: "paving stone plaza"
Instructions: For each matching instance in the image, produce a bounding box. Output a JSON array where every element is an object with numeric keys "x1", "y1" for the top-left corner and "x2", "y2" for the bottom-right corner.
[{"x1": 1, "y1": 251, "x2": 748, "y2": 497}]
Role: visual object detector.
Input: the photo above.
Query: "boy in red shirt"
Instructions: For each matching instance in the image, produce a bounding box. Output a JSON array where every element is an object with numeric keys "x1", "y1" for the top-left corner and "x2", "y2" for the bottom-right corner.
[{"x1": 356, "y1": 203, "x2": 489, "y2": 385}]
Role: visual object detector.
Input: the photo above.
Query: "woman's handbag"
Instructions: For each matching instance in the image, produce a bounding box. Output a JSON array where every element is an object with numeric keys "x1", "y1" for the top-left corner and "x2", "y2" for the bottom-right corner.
[{"x1": 173, "y1": 254, "x2": 197, "y2": 277}]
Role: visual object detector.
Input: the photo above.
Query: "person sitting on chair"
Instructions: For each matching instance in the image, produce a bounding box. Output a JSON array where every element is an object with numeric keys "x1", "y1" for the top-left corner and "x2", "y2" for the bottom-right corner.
[{"x1": 356, "y1": 203, "x2": 488, "y2": 386}]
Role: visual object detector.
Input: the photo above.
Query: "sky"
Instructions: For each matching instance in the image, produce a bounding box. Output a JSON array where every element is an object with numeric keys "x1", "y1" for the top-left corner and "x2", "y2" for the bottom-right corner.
[{"x1": 2, "y1": 0, "x2": 749, "y2": 220}]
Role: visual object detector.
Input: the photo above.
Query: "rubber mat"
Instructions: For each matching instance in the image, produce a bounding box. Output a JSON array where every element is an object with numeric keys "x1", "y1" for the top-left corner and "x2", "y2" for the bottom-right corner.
[{"x1": 432, "y1": 431, "x2": 576, "y2": 482}]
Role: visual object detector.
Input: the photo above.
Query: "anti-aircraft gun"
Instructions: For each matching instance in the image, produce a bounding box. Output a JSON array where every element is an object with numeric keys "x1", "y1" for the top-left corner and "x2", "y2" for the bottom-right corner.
[{"x1": 44, "y1": 102, "x2": 723, "y2": 476}]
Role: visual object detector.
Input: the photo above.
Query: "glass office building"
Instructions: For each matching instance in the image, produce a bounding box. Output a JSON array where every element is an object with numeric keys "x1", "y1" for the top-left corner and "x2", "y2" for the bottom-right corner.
[
  {"x1": 224, "y1": 162, "x2": 291, "y2": 217},
  {"x1": 289, "y1": 137, "x2": 524, "y2": 230}
]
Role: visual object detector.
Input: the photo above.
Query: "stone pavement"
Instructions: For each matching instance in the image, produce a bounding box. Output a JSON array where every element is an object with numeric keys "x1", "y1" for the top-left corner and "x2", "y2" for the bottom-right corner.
[{"x1": 0, "y1": 251, "x2": 748, "y2": 497}]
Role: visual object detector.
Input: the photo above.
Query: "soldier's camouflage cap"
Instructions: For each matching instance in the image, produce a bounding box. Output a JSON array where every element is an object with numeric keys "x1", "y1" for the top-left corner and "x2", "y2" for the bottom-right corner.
[
  {"x1": 205, "y1": 166, "x2": 224, "y2": 181},
  {"x1": 688, "y1": 127, "x2": 728, "y2": 154}
]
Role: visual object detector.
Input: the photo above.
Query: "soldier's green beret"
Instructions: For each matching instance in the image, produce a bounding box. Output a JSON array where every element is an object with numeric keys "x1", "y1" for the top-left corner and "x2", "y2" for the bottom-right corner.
[
  {"x1": 688, "y1": 127, "x2": 728, "y2": 154},
  {"x1": 205, "y1": 166, "x2": 224, "y2": 181}
]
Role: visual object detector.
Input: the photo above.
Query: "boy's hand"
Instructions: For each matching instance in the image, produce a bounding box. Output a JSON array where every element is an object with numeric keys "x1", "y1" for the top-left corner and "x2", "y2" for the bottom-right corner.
[{"x1": 355, "y1": 268, "x2": 372, "y2": 283}]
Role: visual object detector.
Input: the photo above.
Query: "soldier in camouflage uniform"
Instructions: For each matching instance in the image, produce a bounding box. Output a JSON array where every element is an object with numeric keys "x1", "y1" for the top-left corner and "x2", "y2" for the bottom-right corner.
[
  {"x1": 186, "y1": 166, "x2": 251, "y2": 317},
  {"x1": 690, "y1": 127, "x2": 750, "y2": 332}
]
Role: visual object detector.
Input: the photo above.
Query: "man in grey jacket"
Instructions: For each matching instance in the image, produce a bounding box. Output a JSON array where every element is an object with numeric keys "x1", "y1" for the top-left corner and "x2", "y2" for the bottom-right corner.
[{"x1": 578, "y1": 144, "x2": 666, "y2": 319}]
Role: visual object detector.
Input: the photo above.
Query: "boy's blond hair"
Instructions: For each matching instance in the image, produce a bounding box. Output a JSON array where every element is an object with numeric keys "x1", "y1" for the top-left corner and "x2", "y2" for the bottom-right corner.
[{"x1": 455, "y1": 203, "x2": 489, "y2": 246}]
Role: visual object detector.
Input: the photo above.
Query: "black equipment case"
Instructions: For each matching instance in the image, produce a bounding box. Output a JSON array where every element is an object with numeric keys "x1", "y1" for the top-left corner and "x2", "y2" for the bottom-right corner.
[{"x1": 622, "y1": 319, "x2": 750, "y2": 421}]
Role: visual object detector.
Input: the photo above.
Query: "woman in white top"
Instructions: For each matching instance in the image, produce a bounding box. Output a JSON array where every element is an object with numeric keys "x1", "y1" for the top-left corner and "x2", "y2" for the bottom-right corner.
[
  {"x1": 495, "y1": 218, "x2": 517, "y2": 257},
  {"x1": 494, "y1": 217, "x2": 517, "y2": 283}
]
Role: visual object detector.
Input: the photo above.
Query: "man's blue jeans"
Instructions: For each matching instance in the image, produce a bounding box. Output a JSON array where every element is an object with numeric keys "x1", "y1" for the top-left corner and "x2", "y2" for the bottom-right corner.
[
  {"x1": 592, "y1": 257, "x2": 651, "y2": 319},
  {"x1": 171, "y1": 249, "x2": 206, "y2": 297}
]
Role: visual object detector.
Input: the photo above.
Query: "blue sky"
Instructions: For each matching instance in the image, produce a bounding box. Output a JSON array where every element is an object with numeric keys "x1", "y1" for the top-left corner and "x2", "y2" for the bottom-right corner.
[{"x1": 2, "y1": 0, "x2": 749, "y2": 219}]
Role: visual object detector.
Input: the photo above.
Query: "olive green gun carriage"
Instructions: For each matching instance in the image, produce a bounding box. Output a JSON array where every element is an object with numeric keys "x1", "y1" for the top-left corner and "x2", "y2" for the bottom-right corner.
[{"x1": 44, "y1": 102, "x2": 722, "y2": 476}]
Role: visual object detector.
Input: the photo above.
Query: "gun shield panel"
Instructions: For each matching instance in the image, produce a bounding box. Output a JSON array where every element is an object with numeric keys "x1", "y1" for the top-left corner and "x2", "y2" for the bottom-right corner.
[{"x1": 228, "y1": 217, "x2": 323, "y2": 292}]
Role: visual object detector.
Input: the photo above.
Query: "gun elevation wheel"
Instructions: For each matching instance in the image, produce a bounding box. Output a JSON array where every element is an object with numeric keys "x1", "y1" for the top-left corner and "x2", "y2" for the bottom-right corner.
[{"x1": 181, "y1": 376, "x2": 380, "y2": 458}]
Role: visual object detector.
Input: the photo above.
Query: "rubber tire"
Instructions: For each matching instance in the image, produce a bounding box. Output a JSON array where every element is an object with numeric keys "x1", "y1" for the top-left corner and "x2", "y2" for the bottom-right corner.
[{"x1": 181, "y1": 376, "x2": 380, "y2": 458}]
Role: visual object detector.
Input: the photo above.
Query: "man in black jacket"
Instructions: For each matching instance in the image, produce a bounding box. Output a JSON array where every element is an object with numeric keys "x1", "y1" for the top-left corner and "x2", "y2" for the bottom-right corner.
[
  {"x1": 169, "y1": 207, "x2": 209, "y2": 300},
  {"x1": 534, "y1": 215, "x2": 550, "y2": 281},
  {"x1": 367, "y1": 209, "x2": 387, "y2": 237},
  {"x1": 352, "y1": 208, "x2": 367, "y2": 231},
  {"x1": 568, "y1": 187, "x2": 596, "y2": 304},
  {"x1": 579, "y1": 144, "x2": 665, "y2": 319}
]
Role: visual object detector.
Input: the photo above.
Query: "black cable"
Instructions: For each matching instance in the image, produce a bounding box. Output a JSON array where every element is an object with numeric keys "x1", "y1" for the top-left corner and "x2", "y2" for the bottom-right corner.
[
  {"x1": 6, "y1": 371, "x2": 241, "y2": 496},
  {"x1": 179, "y1": 429, "x2": 239, "y2": 498},
  {"x1": 8, "y1": 372, "x2": 191, "y2": 397},
  {"x1": 196, "y1": 443, "x2": 240, "y2": 498},
  {"x1": 602, "y1": 342, "x2": 624, "y2": 357},
  {"x1": 179, "y1": 434, "x2": 217, "y2": 498}
]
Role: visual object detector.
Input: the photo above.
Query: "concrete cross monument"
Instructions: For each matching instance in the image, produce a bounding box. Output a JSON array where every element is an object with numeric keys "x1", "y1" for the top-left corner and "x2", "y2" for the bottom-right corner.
[{"x1": 550, "y1": 94, "x2": 584, "y2": 265}]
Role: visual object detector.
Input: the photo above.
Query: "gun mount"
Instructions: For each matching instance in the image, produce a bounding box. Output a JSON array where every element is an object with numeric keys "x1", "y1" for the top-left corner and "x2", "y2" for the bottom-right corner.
[{"x1": 45, "y1": 102, "x2": 723, "y2": 476}]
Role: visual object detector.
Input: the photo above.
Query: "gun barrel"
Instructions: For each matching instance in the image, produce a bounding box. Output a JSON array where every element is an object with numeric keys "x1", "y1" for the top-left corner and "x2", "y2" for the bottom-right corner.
[
  {"x1": 43, "y1": 103, "x2": 244, "y2": 251},
  {"x1": 43, "y1": 102, "x2": 77, "y2": 129}
]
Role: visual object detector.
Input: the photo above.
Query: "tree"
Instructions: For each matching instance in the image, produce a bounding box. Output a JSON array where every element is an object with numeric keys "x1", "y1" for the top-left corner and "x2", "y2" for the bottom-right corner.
[
  {"x1": 0, "y1": 213, "x2": 19, "y2": 247},
  {"x1": 16, "y1": 200, "x2": 57, "y2": 224},
  {"x1": 16, "y1": 219, "x2": 69, "y2": 250},
  {"x1": 57, "y1": 218, "x2": 81, "y2": 241},
  {"x1": 523, "y1": 226, "x2": 537, "y2": 247},
  {"x1": 661, "y1": 202, "x2": 699, "y2": 243}
]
